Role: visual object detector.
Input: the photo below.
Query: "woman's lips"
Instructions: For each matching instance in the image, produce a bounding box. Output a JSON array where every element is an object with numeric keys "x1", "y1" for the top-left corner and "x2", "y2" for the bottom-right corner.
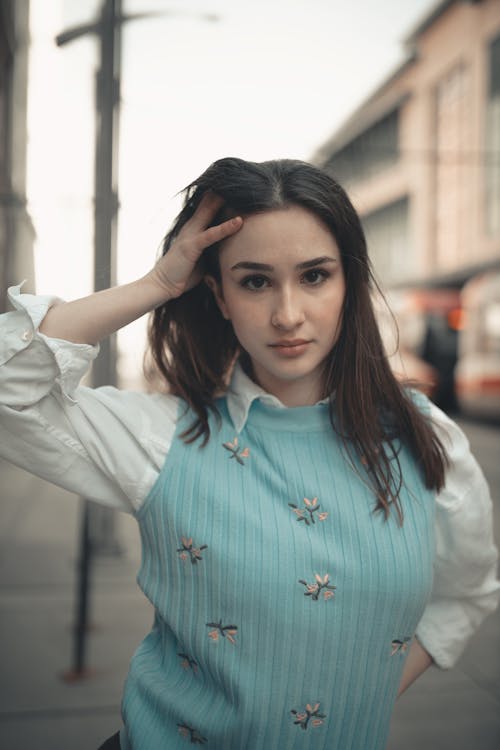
[{"x1": 269, "y1": 340, "x2": 311, "y2": 357}]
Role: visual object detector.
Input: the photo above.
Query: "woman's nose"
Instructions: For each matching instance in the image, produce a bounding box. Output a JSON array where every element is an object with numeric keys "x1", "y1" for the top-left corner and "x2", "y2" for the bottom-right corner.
[{"x1": 271, "y1": 289, "x2": 305, "y2": 330}]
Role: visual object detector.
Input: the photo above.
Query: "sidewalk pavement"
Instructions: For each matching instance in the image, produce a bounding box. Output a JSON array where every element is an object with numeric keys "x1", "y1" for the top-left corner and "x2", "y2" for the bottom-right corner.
[
  {"x1": 0, "y1": 460, "x2": 151, "y2": 749},
  {"x1": 1, "y1": 421, "x2": 499, "y2": 749}
]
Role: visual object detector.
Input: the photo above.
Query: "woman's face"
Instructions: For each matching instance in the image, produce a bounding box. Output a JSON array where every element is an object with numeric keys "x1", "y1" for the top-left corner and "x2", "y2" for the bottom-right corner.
[{"x1": 206, "y1": 205, "x2": 346, "y2": 406}]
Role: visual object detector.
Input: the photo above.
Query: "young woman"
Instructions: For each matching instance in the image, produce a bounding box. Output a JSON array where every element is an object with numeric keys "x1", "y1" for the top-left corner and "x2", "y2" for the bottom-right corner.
[{"x1": 1, "y1": 158, "x2": 498, "y2": 750}]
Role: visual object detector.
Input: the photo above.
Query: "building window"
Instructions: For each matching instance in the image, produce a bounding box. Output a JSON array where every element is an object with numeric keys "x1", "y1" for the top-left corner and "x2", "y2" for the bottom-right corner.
[
  {"x1": 486, "y1": 34, "x2": 500, "y2": 236},
  {"x1": 325, "y1": 109, "x2": 399, "y2": 186},
  {"x1": 362, "y1": 197, "x2": 411, "y2": 285},
  {"x1": 433, "y1": 63, "x2": 472, "y2": 269}
]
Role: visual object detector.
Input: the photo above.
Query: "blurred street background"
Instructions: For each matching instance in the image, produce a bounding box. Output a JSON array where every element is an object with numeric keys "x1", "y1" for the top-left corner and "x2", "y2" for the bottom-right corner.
[{"x1": 1, "y1": 0, "x2": 500, "y2": 748}]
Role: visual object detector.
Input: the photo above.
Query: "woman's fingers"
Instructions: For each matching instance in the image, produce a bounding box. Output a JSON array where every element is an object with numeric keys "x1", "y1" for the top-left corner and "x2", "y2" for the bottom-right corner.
[
  {"x1": 195, "y1": 216, "x2": 243, "y2": 251},
  {"x1": 187, "y1": 191, "x2": 225, "y2": 232},
  {"x1": 177, "y1": 210, "x2": 242, "y2": 265},
  {"x1": 146, "y1": 201, "x2": 242, "y2": 300},
  {"x1": 180, "y1": 191, "x2": 242, "y2": 253}
]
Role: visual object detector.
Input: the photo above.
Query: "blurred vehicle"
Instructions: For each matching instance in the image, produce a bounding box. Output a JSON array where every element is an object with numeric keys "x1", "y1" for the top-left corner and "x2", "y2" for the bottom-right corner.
[
  {"x1": 375, "y1": 286, "x2": 463, "y2": 410},
  {"x1": 455, "y1": 270, "x2": 500, "y2": 420}
]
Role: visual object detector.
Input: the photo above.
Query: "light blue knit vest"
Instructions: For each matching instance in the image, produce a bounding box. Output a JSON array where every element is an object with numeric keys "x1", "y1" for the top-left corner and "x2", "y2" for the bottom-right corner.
[{"x1": 120, "y1": 396, "x2": 435, "y2": 749}]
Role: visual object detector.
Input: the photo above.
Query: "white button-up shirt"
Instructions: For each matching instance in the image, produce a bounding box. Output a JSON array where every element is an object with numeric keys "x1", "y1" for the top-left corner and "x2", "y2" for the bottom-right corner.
[{"x1": 1, "y1": 283, "x2": 499, "y2": 669}]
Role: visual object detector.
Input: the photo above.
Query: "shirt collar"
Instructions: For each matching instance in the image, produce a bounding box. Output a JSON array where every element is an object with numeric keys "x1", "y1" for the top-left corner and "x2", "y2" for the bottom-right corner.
[{"x1": 226, "y1": 361, "x2": 330, "y2": 433}]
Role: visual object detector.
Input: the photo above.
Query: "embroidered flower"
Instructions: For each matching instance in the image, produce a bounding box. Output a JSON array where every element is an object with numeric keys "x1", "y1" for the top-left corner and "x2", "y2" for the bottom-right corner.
[
  {"x1": 178, "y1": 652, "x2": 198, "y2": 672},
  {"x1": 391, "y1": 637, "x2": 412, "y2": 656},
  {"x1": 177, "y1": 723, "x2": 207, "y2": 744},
  {"x1": 291, "y1": 702, "x2": 326, "y2": 730},
  {"x1": 222, "y1": 437, "x2": 250, "y2": 465},
  {"x1": 177, "y1": 536, "x2": 208, "y2": 565},
  {"x1": 288, "y1": 497, "x2": 328, "y2": 525},
  {"x1": 298, "y1": 573, "x2": 336, "y2": 601},
  {"x1": 206, "y1": 620, "x2": 238, "y2": 644}
]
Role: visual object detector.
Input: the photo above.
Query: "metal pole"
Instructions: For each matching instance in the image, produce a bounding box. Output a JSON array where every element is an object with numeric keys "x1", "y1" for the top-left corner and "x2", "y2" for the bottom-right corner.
[
  {"x1": 56, "y1": 0, "x2": 220, "y2": 682},
  {"x1": 59, "y1": 0, "x2": 122, "y2": 680},
  {"x1": 62, "y1": 502, "x2": 93, "y2": 681},
  {"x1": 89, "y1": 0, "x2": 122, "y2": 556}
]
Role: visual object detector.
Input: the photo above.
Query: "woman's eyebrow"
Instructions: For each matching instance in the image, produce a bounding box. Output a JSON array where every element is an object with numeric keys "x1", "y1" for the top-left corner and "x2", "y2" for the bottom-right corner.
[
  {"x1": 297, "y1": 256, "x2": 338, "y2": 270},
  {"x1": 230, "y1": 256, "x2": 338, "y2": 272}
]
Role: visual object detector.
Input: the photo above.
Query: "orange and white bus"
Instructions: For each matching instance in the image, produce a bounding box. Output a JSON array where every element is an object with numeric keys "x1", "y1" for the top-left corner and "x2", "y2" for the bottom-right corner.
[
  {"x1": 375, "y1": 286, "x2": 463, "y2": 410},
  {"x1": 455, "y1": 270, "x2": 500, "y2": 420}
]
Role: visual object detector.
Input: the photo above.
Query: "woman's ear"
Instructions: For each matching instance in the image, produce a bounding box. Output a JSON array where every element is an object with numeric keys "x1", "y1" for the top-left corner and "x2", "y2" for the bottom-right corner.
[{"x1": 204, "y1": 276, "x2": 230, "y2": 320}]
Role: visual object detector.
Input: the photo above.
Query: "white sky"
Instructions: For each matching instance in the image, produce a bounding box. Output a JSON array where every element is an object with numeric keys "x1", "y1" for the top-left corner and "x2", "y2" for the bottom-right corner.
[{"x1": 27, "y1": 0, "x2": 439, "y2": 385}]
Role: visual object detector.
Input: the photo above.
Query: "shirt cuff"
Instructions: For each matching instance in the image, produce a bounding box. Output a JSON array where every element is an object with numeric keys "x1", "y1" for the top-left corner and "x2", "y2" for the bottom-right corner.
[
  {"x1": 416, "y1": 577, "x2": 500, "y2": 669},
  {"x1": 6, "y1": 282, "x2": 100, "y2": 401}
]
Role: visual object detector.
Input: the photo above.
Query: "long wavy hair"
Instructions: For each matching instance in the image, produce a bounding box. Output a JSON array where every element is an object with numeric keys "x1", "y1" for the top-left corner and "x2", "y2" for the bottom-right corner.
[{"x1": 147, "y1": 157, "x2": 448, "y2": 523}]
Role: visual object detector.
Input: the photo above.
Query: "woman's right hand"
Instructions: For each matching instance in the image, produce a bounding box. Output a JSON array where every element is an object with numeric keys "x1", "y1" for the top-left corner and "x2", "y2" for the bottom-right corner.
[
  {"x1": 38, "y1": 192, "x2": 242, "y2": 345},
  {"x1": 145, "y1": 192, "x2": 243, "y2": 301}
]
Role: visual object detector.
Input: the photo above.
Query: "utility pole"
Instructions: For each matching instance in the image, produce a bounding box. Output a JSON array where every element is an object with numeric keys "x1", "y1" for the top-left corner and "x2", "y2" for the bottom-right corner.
[
  {"x1": 55, "y1": 0, "x2": 220, "y2": 681},
  {"x1": 57, "y1": 0, "x2": 122, "y2": 557},
  {"x1": 57, "y1": 0, "x2": 122, "y2": 680}
]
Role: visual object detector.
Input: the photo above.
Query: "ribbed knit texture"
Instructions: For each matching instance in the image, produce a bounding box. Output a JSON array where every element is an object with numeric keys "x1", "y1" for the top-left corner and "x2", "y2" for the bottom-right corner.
[{"x1": 120, "y1": 397, "x2": 435, "y2": 749}]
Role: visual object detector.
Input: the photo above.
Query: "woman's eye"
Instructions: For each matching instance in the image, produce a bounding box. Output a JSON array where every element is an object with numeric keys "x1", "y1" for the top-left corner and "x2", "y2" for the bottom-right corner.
[
  {"x1": 303, "y1": 269, "x2": 329, "y2": 285},
  {"x1": 241, "y1": 275, "x2": 269, "y2": 291}
]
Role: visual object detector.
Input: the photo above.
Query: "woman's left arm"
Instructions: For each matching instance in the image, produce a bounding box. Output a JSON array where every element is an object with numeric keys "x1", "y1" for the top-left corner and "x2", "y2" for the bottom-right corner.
[{"x1": 412, "y1": 402, "x2": 500, "y2": 672}]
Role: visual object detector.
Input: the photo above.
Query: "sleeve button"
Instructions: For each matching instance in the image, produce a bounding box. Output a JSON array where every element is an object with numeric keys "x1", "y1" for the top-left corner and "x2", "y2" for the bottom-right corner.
[{"x1": 21, "y1": 330, "x2": 32, "y2": 342}]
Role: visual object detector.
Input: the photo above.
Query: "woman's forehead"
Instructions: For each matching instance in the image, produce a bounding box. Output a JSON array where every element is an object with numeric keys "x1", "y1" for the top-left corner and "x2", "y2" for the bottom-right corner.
[{"x1": 218, "y1": 206, "x2": 339, "y2": 265}]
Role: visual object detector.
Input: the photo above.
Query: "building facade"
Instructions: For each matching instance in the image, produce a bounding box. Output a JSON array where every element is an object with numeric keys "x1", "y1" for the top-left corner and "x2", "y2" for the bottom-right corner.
[{"x1": 313, "y1": 0, "x2": 500, "y2": 289}]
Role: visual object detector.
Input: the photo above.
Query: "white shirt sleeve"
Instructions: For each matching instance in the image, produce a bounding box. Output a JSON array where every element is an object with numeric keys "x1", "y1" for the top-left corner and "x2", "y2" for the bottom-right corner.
[
  {"x1": 415, "y1": 401, "x2": 500, "y2": 668},
  {"x1": 0, "y1": 284, "x2": 179, "y2": 513}
]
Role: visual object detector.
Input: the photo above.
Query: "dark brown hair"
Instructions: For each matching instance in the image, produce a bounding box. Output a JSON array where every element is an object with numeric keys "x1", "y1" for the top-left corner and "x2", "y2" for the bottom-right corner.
[{"x1": 147, "y1": 157, "x2": 448, "y2": 523}]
